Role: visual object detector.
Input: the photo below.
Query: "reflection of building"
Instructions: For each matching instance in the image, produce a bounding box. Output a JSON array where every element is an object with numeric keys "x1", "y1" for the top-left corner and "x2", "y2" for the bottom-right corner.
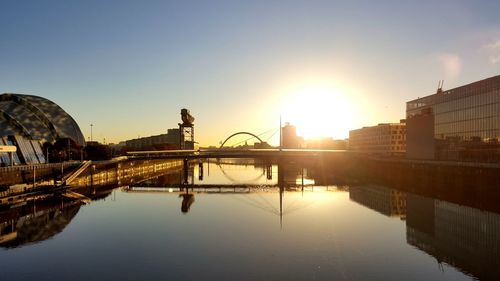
[
  {"x1": 124, "y1": 129, "x2": 180, "y2": 150},
  {"x1": 349, "y1": 185, "x2": 406, "y2": 218},
  {"x1": 406, "y1": 194, "x2": 500, "y2": 280},
  {"x1": 282, "y1": 123, "x2": 303, "y2": 149},
  {"x1": 406, "y1": 75, "x2": 500, "y2": 162},
  {"x1": 348, "y1": 121, "x2": 406, "y2": 155},
  {"x1": 0, "y1": 200, "x2": 82, "y2": 248}
]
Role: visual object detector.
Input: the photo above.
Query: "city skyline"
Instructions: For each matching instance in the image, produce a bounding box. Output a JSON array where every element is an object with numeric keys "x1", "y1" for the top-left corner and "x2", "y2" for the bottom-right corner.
[{"x1": 1, "y1": 1, "x2": 499, "y2": 146}]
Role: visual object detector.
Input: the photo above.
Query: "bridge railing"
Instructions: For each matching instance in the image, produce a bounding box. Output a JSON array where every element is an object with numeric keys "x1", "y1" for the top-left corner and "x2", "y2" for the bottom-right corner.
[{"x1": 126, "y1": 148, "x2": 349, "y2": 159}]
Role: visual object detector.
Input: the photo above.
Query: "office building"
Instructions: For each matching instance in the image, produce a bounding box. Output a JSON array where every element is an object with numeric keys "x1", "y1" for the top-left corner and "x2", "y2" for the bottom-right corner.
[
  {"x1": 282, "y1": 123, "x2": 303, "y2": 149},
  {"x1": 349, "y1": 121, "x2": 406, "y2": 155},
  {"x1": 406, "y1": 75, "x2": 500, "y2": 162}
]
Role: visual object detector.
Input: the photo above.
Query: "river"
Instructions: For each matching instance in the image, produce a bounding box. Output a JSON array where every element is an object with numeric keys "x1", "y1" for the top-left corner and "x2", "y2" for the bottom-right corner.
[{"x1": 0, "y1": 158, "x2": 498, "y2": 281}]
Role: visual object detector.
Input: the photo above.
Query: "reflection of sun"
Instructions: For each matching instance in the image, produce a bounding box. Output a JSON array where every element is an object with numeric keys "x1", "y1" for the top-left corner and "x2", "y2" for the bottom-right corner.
[{"x1": 281, "y1": 85, "x2": 354, "y2": 139}]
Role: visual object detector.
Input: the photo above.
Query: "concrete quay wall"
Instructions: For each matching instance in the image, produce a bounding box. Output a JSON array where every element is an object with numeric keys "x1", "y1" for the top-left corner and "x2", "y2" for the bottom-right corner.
[{"x1": 0, "y1": 162, "x2": 81, "y2": 187}]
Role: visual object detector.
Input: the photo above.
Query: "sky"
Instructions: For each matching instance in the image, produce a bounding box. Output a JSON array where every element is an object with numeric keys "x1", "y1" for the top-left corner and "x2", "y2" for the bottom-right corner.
[{"x1": 1, "y1": 0, "x2": 499, "y2": 146}]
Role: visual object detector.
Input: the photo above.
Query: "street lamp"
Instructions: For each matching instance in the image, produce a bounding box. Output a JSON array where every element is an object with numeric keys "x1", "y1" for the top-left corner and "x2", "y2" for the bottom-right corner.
[{"x1": 90, "y1": 124, "x2": 93, "y2": 142}]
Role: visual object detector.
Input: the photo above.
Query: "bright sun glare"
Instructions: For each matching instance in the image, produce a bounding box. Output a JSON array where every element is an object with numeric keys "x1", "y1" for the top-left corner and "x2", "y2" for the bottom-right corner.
[{"x1": 281, "y1": 85, "x2": 354, "y2": 140}]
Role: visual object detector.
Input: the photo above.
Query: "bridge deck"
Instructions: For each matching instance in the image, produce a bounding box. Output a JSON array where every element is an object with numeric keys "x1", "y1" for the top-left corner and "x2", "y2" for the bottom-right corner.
[{"x1": 126, "y1": 148, "x2": 349, "y2": 159}]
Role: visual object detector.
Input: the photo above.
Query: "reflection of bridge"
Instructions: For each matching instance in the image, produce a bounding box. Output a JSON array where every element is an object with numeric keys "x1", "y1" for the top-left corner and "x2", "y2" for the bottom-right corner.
[
  {"x1": 123, "y1": 185, "x2": 338, "y2": 227},
  {"x1": 124, "y1": 185, "x2": 278, "y2": 192}
]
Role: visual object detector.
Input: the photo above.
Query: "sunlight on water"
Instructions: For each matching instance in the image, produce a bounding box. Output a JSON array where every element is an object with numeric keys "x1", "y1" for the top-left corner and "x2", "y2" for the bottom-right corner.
[{"x1": 0, "y1": 159, "x2": 494, "y2": 281}]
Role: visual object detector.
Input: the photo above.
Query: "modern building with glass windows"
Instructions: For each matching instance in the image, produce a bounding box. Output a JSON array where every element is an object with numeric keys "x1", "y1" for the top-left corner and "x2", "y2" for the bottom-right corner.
[
  {"x1": 0, "y1": 93, "x2": 86, "y2": 165},
  {"x1": 349, "y1": 121, "x2": 406, "y2": 155},
  {"x1": 406, "y1": 75, "x2": 500, "y2": 162}
]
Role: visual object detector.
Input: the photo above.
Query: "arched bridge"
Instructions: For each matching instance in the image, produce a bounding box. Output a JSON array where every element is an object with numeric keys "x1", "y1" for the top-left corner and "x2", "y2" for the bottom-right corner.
[
  {"x1": 219, "y1": 132, "x2": 264, "y2": 148},
  {"x1": 126, "y1": 148, "x2": 350, "y2": 161}
]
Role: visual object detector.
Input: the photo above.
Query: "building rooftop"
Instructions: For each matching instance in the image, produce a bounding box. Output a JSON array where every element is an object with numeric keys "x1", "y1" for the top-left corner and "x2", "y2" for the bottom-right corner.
[{"x1": 0, "y1": 93, "x2": 85, "y2": 146}]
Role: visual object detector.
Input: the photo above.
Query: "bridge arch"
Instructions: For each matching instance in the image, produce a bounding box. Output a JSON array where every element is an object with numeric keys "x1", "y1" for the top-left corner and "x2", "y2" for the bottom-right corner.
[{"x1": 220, "y1": 132, "x2": 264, "y2": 148}]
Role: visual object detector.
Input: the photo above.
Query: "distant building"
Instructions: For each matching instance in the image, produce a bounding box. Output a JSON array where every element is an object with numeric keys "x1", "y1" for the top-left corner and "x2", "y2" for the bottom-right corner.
[
  {"x1": 253, "y1": 142, "x2": 272, "y2": 149},
  {"x1": 282, "y1": 123, "x2": 303, "y2": 149},
  {"x1": 406, "y1": 75, "x2": 500, "y2": 162},
  {"x1": 124, "y1": 129, "x2": 180, "y2": 151},
  {"x1": 304, "y1": 138, "x2": 347, "y2": 150},
  {"x1": 349, "y1": 121, "x2": 406, "y2": 155}
]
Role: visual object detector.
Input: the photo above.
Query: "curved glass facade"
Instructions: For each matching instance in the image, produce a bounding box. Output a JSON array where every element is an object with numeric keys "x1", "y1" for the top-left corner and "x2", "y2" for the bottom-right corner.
[{"x1": 0, "y1": 93, "x2": 86, "y2": 147}]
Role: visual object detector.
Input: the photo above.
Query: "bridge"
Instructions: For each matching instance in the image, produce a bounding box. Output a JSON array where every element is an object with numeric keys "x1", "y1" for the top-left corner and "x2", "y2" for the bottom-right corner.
[
  {"x1": 126, "y1": 148, "x2": 349, "y2": 160},
  {"x1": 126, "y1": 129, "x2": 347, "y2": 159},
  {"x1": 219, "y1": 131, "x2": 265, "y2": 148}
]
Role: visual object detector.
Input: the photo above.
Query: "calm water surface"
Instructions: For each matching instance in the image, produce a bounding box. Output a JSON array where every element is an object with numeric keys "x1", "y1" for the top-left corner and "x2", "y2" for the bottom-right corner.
[{"x1": 1, "y1": 159, "x2": 498, "y2": 281}]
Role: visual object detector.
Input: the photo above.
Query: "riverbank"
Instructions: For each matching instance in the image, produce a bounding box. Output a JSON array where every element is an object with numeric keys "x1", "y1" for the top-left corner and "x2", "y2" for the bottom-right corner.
[
  {"x1": 0, "y1": 158, "x2": 184, "y2": 207},
  {"x1": 345, "y1": 155, "x2": 500, "y2": 214},
  {"x1": 0, "y1": 161, "x2": 81, "y2": 187}
]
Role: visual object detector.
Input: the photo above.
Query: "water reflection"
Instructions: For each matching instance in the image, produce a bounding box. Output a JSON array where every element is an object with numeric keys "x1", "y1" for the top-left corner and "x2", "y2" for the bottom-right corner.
[
  {"x1": 349, "y1": 185, "x2": 406, "y2": 219},
  {"x1": 179, "y1": 191, "x2": 195, "y2": 213},
  {"x1": 127, "y1": 159, "x2": 500, "y2": 280},
  {"x1": 0, "y1": 199, "x2": 82, "y2": 248},
  {"x1": 0, "y1": 185, "x2": 115, "y2": 248},
  {"x1": 135, "y1": 158, "x2": 325, "y2": 189},
  {"x1": 349, "y1": 184, "x2": 500, "y2": 281},
  {"x1": 128, "y1": 159, "x2": 336, "y2": 226},
  {"x1": 1, "y1": 159, "x2": 500, "y2": 281},
  {"x1": 406, "y1": 193, "x2": 500, "y2": 281}
]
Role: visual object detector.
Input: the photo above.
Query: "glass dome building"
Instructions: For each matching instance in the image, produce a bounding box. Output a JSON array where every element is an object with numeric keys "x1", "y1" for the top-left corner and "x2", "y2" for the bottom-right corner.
[{"x1": 0, "y1": 93, "x2": 85, "y2": 147}]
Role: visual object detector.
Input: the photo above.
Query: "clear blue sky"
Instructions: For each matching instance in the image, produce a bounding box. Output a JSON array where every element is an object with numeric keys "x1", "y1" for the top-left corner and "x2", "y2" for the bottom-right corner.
[{"x1": 1, "y1": 0, "x2": 499, "y2": 145}]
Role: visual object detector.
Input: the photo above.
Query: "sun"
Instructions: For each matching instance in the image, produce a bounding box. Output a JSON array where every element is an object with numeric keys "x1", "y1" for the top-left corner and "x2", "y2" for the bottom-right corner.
[{"x1": 281, "y1": 85, "x2": 354, "y2": 140}]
